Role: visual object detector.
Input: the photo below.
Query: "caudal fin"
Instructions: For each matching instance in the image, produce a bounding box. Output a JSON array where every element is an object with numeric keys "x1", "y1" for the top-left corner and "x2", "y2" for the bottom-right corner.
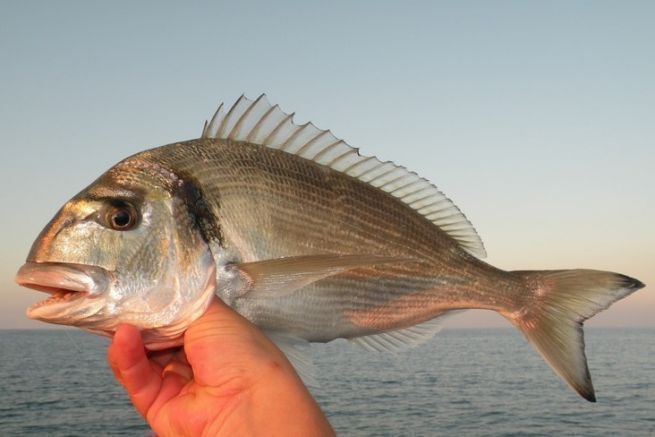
[{"x1": 506, "y1": 270, "x2": 644, "y2": 402}]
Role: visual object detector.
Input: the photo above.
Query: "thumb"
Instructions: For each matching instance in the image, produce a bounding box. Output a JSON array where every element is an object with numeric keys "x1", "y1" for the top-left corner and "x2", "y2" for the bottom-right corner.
[{"x1": 183, "y1": 297, "x2": 285, "y2": 387}]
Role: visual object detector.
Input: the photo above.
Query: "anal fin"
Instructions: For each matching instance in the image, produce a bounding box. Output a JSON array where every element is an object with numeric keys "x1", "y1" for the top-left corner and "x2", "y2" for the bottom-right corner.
[
  {"x1": 265, "y1": 331, "x2": 318, "y2": 387},
  {"x1": 350, "y1": 315, "x2": 448, "y2": 353}
]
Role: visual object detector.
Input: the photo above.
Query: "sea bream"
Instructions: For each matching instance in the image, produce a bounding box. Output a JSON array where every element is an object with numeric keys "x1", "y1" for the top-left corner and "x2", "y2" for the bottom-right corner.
[{"x1": 16, "y1": 95, "x2": 644, "y2": 401}]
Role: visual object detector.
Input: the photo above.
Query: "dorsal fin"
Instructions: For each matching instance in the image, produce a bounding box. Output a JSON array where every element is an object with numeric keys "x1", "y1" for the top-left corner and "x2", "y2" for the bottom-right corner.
[{"x1": 201, "y1": 94, "x2": 487, "y2": 258}]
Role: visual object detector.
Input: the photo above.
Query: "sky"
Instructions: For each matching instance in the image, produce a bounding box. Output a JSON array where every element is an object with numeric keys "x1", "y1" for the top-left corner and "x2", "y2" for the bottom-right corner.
[{"x1": 0, "y1": 1, "x2": 653, "y2": 329}]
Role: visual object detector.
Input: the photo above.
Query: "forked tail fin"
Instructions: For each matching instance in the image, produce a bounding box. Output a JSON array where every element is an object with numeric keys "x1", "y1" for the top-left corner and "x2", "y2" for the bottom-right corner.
[{"x1": 506, "y1": 270, "x2": 644, "y2": 402}]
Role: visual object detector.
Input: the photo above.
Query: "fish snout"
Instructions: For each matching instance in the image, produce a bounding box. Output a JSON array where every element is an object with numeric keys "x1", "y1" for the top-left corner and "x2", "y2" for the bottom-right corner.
[{"x1": 16, "y1": 262, "x2": 113, "y2": 324}]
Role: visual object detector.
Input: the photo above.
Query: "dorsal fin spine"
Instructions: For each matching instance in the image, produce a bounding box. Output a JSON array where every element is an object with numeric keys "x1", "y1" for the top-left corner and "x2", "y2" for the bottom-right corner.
[
  {"x1": 398, "y1": 184, "x2": 432, "y2": 200},
  {"x1": 342, "y1": 155, "x2": 376, "y2": 174},
  {"x1": 355, "y1": 161, "x2": 388, "y2": 179},
  {"x1": 415, "y1": 197, "x2": 451, "y2": 212},
  {"x1": 229, "y1": 94, "x2": 264, "y2": 141},
  {"x1": 389, "y1": 179, "x2": 423, "y2": 195},
  {"x1": 246, "y1": 104, "x2": 278, "y2": 143},
  {"x1": 204, "y1": 103, "x2": 224, "y2": 138},
  {"x1": 327, "y1": 149, "x2": 357, "y2": 167},
  {"x1": 202, "y1": 119, "x2": 209, "y2": 138},
  {"x1": 401, "y1": 192, "x2": 428, "y2": 203},
  {"x1": 378, "y1": 174, "x2": 412, "y2": 190},
  {"x1": 280, "y1": 122, "x2": 310, "y2": 151},
  {"x1": 217, "y1": 95, "x2": 245, "y2": 138},
  {"x1": 440, "y1": 223, "x2": 474, "y2": 230},
  {"x1": 310, "y1": 139, "x2": 344, "y2": 161},
  {"x1": 408, "y1": 192, "x2": 438, "y2": 207},
  {"x1": 263, "y1": 112, "x2": 295, "y2": 146},
  {"x1": 296, "y1": 129, "x2": 331, "y2": 157},
  {"x1": 367, "y1": 167, "x2": 399, "y2": 184},
  {"x1": 432, "y1": 213, "x2": 465, "y2": 224}
]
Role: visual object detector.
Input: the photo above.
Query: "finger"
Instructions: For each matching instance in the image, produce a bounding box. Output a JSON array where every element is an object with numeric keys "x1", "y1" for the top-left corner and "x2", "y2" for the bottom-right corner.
[
  {"x1": 184, "y1": 298, "x2": 279, "y2": 387},
  {"x1": 108, "y1": 355, "x2": 125, "y2": 388},
  {"x1": 108, "y1": 324, "x2": 164, "y2": 418},
  {"x1": 146, "y1": 350, "x2": 194, "y2": 423},
  {"x1": 146, "y1": 370, "x2": 190, "y2": 425}
]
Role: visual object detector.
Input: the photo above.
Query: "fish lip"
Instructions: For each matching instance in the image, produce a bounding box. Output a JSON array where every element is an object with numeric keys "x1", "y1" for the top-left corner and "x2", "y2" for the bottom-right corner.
[{"x1": 16, "y1": 262, "x2": 111, "y2": 320}]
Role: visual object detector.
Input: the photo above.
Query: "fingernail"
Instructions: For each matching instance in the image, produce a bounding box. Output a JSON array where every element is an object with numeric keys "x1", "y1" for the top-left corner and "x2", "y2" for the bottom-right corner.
[{"x1": 162, "y1": 362, "x2": 193, "y2": 380}]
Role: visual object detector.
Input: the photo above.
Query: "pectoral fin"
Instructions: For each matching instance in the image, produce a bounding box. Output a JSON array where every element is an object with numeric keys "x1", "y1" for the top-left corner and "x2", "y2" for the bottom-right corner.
[{"x1": 234, "y1": 254, "x2": 412, "y2": 298}]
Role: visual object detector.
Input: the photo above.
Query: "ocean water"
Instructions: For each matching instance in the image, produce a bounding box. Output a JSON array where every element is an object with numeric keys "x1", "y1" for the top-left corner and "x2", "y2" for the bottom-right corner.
[{"x1": 0, "y1": 328, "x2": 653, "y2": 436}]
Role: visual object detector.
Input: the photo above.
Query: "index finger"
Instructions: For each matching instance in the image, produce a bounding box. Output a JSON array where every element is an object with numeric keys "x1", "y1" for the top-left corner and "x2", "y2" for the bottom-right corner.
[{"x1": 107, "y1": 324, "x2": 162, "y2": 418}]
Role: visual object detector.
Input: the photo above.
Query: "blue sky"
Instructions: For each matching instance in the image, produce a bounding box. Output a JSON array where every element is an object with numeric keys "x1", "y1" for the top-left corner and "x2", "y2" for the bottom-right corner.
[{"x1": 1, "y1": 1, "x2": 653, "y2": 328}]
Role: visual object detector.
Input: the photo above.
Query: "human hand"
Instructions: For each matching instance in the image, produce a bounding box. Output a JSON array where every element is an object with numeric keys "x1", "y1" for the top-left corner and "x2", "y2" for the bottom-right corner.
[{"x1": 107, "y1": 297, "x2": 335, "y2": 436}]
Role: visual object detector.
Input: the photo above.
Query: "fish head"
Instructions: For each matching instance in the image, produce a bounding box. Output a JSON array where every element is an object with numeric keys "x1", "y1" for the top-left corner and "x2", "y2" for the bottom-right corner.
[{"x1": 15, "y1": 158, "x2": 217, "y2": 349}]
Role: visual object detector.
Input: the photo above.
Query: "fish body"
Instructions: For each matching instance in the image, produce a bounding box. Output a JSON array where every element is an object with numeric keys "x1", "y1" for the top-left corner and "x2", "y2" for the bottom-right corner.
[
  {"x1": 16, "y1": 95, "x2": 644, "y2": 401},
  {"x1": 137, "y1": 139, "x2": 513, "y2": 340}
]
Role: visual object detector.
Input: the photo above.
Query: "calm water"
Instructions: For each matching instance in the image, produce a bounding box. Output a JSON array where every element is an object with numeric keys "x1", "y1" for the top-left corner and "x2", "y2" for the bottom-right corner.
[{"x1": 0, "y1": 328, "x2": 653, "y2": 436}]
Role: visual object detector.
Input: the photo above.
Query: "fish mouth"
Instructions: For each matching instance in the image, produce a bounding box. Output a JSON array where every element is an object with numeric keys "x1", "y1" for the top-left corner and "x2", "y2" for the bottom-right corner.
[{"x1": 16, "y1": 262, "x2": 111, "y2": 323}]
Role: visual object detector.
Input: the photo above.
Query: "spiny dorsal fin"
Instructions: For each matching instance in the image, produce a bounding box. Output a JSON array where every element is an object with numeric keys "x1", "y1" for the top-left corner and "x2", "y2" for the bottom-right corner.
[{"x1": 201, "y1": 94, "x2": 487, "y2": 258}]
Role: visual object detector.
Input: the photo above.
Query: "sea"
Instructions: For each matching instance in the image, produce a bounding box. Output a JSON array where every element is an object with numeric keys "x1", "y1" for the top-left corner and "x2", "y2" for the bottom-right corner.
[{"x1": 0, "y1": 328, "x2": 653, "y2": 436}]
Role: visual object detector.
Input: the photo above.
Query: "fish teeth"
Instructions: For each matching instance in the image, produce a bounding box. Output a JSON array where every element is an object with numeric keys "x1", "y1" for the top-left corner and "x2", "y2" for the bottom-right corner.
[{"x1": 30, "y1": 290, "x2": 82, "y2": 309}]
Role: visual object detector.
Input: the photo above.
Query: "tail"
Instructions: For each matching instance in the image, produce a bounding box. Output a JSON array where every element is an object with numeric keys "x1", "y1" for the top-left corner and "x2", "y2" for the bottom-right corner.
[{"x1": 505, "y1": 269, "x2": 644, "y2": 402}]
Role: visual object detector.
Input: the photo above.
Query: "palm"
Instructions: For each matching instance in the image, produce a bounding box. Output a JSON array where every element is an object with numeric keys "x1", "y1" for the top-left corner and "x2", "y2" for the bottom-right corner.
[{"x1": 108, "y1": 298, "x2": 334, "y2": 437}]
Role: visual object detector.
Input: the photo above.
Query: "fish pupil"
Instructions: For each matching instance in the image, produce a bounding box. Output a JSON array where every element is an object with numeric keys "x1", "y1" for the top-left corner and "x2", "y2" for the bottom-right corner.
[
  {"x1": 103, "y1": 200, "x2": 137, "y2": 231},
  {"x1": 112, "y1": 209, "x2": 131, "y2": 228}
]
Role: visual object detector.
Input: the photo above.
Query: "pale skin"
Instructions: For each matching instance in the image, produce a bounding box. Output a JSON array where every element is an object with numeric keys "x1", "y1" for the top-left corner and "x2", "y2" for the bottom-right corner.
[{"x1": 107, "y1": 298, "x2": 335, "y2": 436}]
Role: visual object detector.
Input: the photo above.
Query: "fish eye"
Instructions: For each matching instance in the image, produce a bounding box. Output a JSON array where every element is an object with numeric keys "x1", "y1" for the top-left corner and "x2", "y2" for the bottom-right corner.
[{"x1": 104, "y1": 202, "x2": 138, "y2": 231}]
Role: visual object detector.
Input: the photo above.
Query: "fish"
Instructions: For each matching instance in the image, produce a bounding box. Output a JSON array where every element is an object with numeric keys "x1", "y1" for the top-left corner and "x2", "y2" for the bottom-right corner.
[{"x1": 15, "y1": 94, "x2": 644, "y2": 402}]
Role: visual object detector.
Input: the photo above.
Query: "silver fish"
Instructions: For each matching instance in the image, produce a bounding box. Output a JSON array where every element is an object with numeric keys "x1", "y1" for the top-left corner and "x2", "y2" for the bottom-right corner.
[{"x1": 16, "y1": 94, "x2": 644, "y2": 401}]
